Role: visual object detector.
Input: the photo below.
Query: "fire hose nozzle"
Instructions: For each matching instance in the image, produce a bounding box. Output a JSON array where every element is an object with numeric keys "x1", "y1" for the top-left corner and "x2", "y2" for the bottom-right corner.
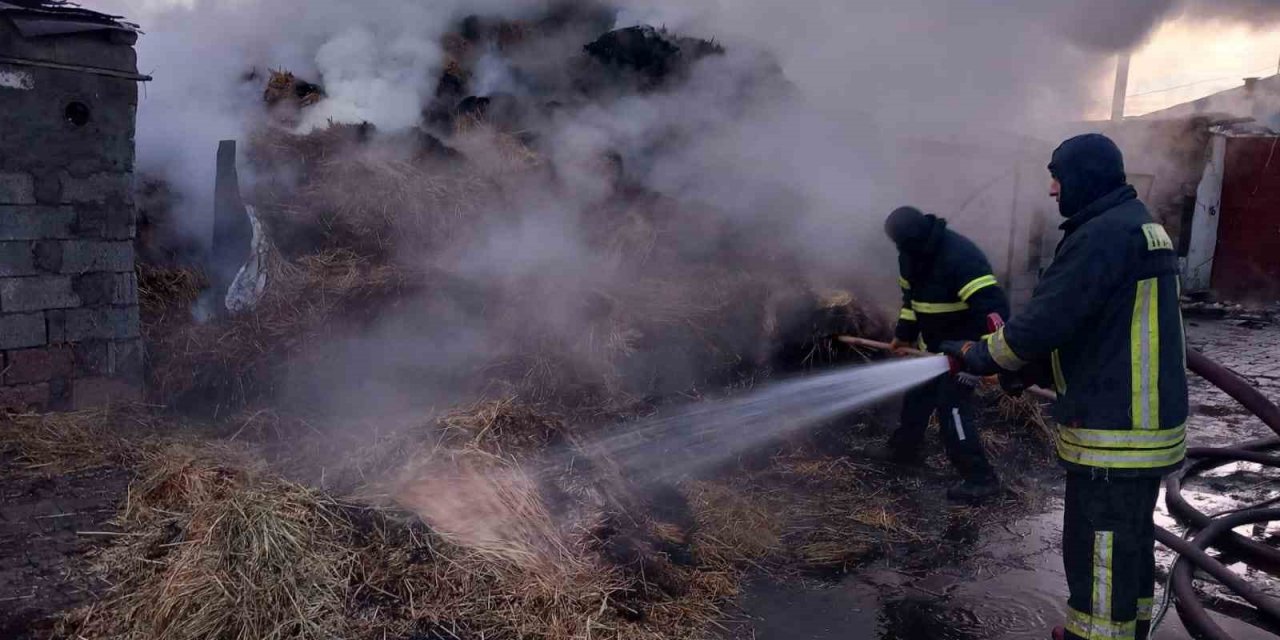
[
  {"x1": 986, "y1": 312, "x2": 1005, "y2": 333},
  {"x1": 939, "y1": 340, "x2": 972, "y2": 374}
]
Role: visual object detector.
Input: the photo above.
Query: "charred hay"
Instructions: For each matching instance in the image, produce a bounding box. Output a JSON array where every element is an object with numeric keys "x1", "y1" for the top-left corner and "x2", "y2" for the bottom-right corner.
[
  {"x1": 263, "y1": 69, "x2": 324, "y2": 107},
  {"x1": 582, "y1": 26, "x2": 725, "y2": 91}
]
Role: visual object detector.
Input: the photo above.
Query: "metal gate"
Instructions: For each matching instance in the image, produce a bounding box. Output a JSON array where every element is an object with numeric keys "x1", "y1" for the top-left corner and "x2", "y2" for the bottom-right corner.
[{"x1": 1211, "y1": 135, "x2": 1280, "y2": 299}]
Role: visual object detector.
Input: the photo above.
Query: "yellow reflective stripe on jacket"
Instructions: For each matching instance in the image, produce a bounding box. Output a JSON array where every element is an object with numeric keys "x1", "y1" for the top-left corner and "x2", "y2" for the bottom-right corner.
[
  {"x1": 1067, "y1": 608, "x2": 1137, "y2": 640},
  {"x1": 899, "y1": 308, "x2": 917, "y2": 322},
  {"x1": 987, "y1": 326, "x2": 1027, "y2": 371},
  {"x1": 1058, "y1": 424, "x2": 1185, "y2": 450},
  {"x1": 1057, "y1": 437, "x2": 1186, "y2": 470},
  {"x1": 1131, "y1": 278, "x2": 1160, "y2": 430},
  {"x1": 958, "y1": 274, "x2": 998, "y2": 301},
  {"x1": 1052, "y1": 349, "x2": 1067, "y2": 394},
  {"x1": 911, "y1": 300, "x2": 969, "y2": 314},
  {"x1": 898, "y1": 276, "x2": 910, "y2": 290}
]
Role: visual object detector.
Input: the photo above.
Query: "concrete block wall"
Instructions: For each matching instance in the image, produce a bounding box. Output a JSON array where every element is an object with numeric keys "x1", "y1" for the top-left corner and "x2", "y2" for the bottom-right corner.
[{"x1": 0, "y1": 18, "x2": 142, "y2": 411}]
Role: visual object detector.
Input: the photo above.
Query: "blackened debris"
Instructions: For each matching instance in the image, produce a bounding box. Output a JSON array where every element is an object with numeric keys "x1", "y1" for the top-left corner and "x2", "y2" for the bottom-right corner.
[
  {"x1": 455, "y1": 93, "x2": 528, "y2": 131},
  {"x1": 435, "y1": 62, "x2": 469, "y2": 102},
  {"x1": 264, "y1": 70, "x2": 324, "y2": 107},
  {"x1": 584, "y1": 25, "x2": 725, "y2": 82},
  {"x1": 456, "y1": 95, "x2": 491, "y2": 119},
  {"x1": 414, "y1": 131, "x2": 465, "y2": 163}
]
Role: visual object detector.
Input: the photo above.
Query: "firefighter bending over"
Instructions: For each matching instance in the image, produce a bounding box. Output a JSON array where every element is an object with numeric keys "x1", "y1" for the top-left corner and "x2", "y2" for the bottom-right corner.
[{"x1": 867, "y1": 206, "x2": 1009, "y2": 503}]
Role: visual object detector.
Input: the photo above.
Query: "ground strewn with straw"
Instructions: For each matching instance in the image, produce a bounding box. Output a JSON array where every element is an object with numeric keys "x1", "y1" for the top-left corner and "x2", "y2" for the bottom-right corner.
[{"x1": 1, "y1": 394, "x2": 1057, "y2": 640}]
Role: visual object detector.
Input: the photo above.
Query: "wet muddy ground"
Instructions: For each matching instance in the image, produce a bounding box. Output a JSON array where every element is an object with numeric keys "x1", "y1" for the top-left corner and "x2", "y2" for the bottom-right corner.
[
  {"x1": 0, "y1": 454, "x2": 128, "y2": 639},
  {"x1": 738, "y1": 317, "x2": 1280, "y2": 640}
]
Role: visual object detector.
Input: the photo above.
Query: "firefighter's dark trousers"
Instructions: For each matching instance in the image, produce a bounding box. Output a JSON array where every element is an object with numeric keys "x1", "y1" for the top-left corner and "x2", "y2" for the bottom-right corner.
[
  {"x1": 889, "y1": 375, "x2": 995, "y2": 481},
  {"x1": 1063, "y1": 473, "x2": 1161, "y2": 640}
]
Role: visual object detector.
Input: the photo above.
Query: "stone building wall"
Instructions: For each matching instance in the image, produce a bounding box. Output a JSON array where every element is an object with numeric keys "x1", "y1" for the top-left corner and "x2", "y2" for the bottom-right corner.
[{"x1": 0, "y1": 18, "x2": 142, "y2": 410}]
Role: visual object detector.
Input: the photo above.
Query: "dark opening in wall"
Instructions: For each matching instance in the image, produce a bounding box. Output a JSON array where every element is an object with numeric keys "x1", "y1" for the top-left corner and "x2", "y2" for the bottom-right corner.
[{"x1": 65, "y1": 102, "x2": 91, "y2": 127}]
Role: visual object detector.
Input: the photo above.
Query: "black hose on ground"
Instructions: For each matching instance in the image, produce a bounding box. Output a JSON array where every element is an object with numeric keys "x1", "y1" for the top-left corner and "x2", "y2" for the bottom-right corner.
[
  {"x1": 1164, "y1": 442, "x2": 1280, "y2": 574},
  {"x1": 1153, "y1": 526, "x2": 1280, "y2": 623},
  {"x1": 1186, "y1": 350, "x2": 1280, "y2": 440},
  {"x1": 1156, "y1": 349, "x2": 1280, "y2": 640},
  {"x1": 1169, "y1": 509, "x2": 1280, "y2": 640}
]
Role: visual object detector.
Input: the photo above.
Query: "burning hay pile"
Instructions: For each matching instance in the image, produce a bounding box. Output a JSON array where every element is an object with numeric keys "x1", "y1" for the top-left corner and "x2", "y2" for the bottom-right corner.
[
  {"x1": 53, "y1": 7, "x2": 936, "y2": 640},
  {"x1": 142, "y1": 39, "x2": 884, "y2": 412}
]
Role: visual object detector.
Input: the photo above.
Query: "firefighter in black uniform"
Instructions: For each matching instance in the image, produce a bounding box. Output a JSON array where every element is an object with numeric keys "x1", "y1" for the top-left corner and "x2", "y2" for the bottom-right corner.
[
  {"x1": 944, "y1": 133, "x2": 1187, "y2": 640},
  {"x1": 867, "y1": 206, "x2": 1009, "y2": 502}
]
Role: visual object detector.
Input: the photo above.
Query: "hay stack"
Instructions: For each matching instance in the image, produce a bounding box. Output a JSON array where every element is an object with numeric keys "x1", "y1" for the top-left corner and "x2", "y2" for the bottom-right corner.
[
  {"x1": 145, "y1": 248, "x2": 411, "y2": 409},
  {"x1": 246, "y1": 123, "x2": 493, "y2": 261},
  {"x1": 144, "y1": 109, "x2": 889, "y2": 413}
]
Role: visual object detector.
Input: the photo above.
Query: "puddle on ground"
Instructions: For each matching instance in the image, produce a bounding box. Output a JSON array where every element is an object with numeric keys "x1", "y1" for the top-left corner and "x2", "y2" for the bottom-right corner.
[{"x1": 741, "y1": 505, "x2": 1277, "y2": 639}]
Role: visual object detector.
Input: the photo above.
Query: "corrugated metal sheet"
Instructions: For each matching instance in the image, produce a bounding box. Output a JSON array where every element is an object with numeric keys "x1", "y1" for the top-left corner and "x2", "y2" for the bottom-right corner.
[
  {"x1": 1211, "y1": 136, "x2": 1280, "y2": 299},
  {"x1": 0, "y1": 1, "x2": 138, "y2": 37}
]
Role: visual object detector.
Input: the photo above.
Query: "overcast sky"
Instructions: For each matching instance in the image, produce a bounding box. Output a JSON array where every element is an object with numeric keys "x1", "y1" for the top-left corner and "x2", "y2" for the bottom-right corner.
[{"x1": 1123, "y1": 16, "x2": 1280, "y2": 116}]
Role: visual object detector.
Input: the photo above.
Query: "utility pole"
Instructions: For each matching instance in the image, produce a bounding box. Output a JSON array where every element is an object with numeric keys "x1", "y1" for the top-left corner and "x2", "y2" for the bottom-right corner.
[{"x1": 1111, "y1": 53, "x2": 1131, "y2": 122}]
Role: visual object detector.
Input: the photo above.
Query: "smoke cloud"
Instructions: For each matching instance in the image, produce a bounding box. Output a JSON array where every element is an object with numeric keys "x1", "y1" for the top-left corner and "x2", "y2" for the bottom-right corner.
[
  {"x1": 105, "y1": 0, "x2": 1279, "y2": 242},
  {"x1": 99, "y1": 0, "x2": 1280, "y2": 419}
]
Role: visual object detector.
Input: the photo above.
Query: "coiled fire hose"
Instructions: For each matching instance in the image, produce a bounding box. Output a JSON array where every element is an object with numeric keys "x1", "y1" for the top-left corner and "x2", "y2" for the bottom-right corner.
[
  {"x1": 1150, "y1": 350, "x2": 1280, "y2": 639},
  {"x1": 839, "y1": 337, "x2": 1279, "y2": 637}
]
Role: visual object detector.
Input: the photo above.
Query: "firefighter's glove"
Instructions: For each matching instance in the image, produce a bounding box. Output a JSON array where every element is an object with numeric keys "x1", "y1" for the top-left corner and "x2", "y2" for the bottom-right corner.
[
  {"x1": 938, "y1": 340, "x2": 980, "y2": 375},
  {"x1": 888, "y1": 338, "x2": 912, "y2": 356},
  {"x1": 998, "y1": 372, "x2": 1027, "y2": 398}
]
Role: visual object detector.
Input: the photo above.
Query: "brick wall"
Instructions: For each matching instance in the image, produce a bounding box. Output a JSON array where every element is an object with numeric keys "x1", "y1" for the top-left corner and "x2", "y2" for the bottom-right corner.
[{"x1": 0, "y1": 20, "x2": 142, "y2": 411}]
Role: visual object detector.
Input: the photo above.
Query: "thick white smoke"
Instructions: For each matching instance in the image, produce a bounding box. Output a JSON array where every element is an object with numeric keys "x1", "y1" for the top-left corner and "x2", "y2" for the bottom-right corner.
[
  {"x1": 103, "y1": 0, "x2": 1279, "y2": 243},
  {"x1": 93, "y1": 0, "x2": 1280, "y2": 418}
]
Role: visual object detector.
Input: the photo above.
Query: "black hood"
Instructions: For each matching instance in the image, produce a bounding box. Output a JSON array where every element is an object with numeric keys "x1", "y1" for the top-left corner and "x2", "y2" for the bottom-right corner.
[
  {"x1": 884, "y1": 206, "x2": 946, "y2": 256},
  {"x1": 1049, "y1": 133, "x2": 1127, "y2": 218}
]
